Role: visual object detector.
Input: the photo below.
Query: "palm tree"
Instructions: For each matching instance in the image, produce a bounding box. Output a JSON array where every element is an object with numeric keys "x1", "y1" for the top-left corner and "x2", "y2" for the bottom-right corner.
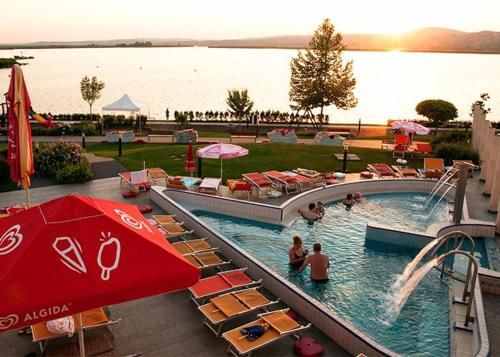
[{"x1": 226, "y1": 89, "x2": 254, "y2": 130}]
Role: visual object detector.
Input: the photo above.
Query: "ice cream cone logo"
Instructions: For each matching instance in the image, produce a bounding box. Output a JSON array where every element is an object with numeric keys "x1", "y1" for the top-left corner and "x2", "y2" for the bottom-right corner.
[
  {"x1": 97, "y1": 232, "x2": 121, "y2": 281},
  {"x1": 53, "y1": 237, "x2": 87, "y2": 274},
  {"x1": 0, "y1": 225, "x2": 24, "y2": 255},
  {"x1": 114, "y1": 209, "x2": 151, "y2": 233},
  {"x1": 0, "y1": 314, "x2": 18, "y2": 330}
]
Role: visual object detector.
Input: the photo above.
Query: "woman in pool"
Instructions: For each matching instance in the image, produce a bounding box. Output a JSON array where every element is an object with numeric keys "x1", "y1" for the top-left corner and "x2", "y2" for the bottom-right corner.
[
  {"x1": 342, "y1": 193, "x2": 356, "y2": 208},
  {"x1": 288, "y1": 235, "x2": 309, "y2": 267}
]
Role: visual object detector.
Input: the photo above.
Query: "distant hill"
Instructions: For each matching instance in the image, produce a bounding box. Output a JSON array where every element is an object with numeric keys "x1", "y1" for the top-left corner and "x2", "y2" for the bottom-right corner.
[{"x1": 3, "y1": 28, "x2": 500, "y2": 54}]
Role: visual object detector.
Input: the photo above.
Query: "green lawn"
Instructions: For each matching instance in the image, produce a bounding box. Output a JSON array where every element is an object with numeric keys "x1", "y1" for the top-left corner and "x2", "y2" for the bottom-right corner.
[{"x1": 87, "y1": 142, "x2": 425, "y2": 180}]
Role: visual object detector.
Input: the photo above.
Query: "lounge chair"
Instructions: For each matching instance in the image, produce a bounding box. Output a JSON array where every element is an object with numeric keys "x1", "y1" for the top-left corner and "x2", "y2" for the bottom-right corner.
[
  {"x1": 119, "y1": 170, "x2": 150, "y2": 191},
  {"x1": 172, "y1": 238, "x2": 215, "y2": 255},
  {"x1": 411, "y1": 143, "x2": 433, "y2": 158},
  {"x1": 222, "y1": 309, "x2": 311, "y2": 357},
  {"x1": 422, "y1": 158, "x2": 444, "y2": 179},
  {"x1": 157, "y1": 223, "x2": 194, "y2": 238},
  {"x1": 198, "y1": 177, "x2": 222, "y2": 195},
  {"x1": 263, "y1": 171, "x2": 298, "y2": 194},
  {"x1": 392, "y1": 165, "x2": 420, "y2": 178},
  {"x1": 166, "y1": 176, "x2": 201, "y2": 191},
  {"x1": 147, "y1": 167, "x2": 168, "y2": 184},
  {"x1": 282, "y1": 172, "x2": 321, "y2": 192},
  {"x1": 392, "y1": 134, "x2": 411, "y2": 158},
  {"x1": 31, "y1": 308, "x2": 120, "y2": 354},
  {"x1": 242, "y1": 173, "x2": 274, "y2": 198},
  {"x1": 368, "y1": 163, "x2": 397, "y2": 178},
  {"x1": 190, "y1": 268, "x2": 262, "y2": 305},
  {"x1": 152, "y1": 214, "x2": 179, "y2": 226},
  {"x1": 227, "y1": 179, "x2": 252, "y2": 199},
  {"x1": 293, "y1": 168, "x2": 321, "y2": 178},
  {"x1": 184, "y1": 251, "x2": 231, "y2": 270},
  {"x1": 199, "y1": 287, "x2": 279, "y2": 336}
]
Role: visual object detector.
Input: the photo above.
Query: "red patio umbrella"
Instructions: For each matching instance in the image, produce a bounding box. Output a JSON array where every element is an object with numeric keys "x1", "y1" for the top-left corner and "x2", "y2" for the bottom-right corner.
[
  {"x1": 184, "y1": 141, "x2": 195, "y2": 176},
  {"x1": 0, "y1": 194, "x2": 199, "y2": 355},
  {"x1": 6, "y1": 64, "x2": 34, "y2": 201}
]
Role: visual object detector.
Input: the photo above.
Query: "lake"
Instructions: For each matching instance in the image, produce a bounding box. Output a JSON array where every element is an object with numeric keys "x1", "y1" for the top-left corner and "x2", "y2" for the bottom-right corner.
[{"x1": 1, "y1": 47, "x2": 499, "y2": 124}]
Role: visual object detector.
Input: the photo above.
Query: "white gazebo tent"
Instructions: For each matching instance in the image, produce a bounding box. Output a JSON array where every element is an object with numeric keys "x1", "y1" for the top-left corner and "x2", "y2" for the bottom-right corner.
[{"x1": 102, "y1": 94, "x2": 142, "y2": 132}]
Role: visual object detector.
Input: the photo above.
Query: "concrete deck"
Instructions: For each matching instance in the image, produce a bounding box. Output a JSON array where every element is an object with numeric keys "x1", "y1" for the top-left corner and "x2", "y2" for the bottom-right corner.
[{"x1": 0, "y1": 178, "x2": 347, "y2": 357}]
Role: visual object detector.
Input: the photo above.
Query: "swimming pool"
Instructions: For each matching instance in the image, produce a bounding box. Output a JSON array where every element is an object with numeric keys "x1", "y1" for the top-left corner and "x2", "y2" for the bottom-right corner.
[{"x1": 193, "y1": 192, "x2": 455, "y2": 356}]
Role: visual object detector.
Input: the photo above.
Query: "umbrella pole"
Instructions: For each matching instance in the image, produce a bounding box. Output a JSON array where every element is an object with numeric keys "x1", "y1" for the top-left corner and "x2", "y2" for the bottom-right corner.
[
  {"x1": 77, "y1": 313, "x2": 85, "y2": 357},
  {"x1": 25, "y1": 188, "x2": 30, "y2": 208},
  {"x1": 220, "y1": 158, "x2": 223, "y2": 180}
]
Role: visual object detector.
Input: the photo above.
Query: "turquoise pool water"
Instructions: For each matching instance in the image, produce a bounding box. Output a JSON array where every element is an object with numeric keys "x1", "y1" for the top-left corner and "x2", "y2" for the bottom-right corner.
[{"x1": 193, "y1": 192, "x2": 456, "y2": 356}]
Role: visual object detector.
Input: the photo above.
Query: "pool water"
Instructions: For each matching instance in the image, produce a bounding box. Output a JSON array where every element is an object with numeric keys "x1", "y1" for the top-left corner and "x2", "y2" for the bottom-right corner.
[{"x1": 193, "y1": 193, "x2": 456, "y2": 356}]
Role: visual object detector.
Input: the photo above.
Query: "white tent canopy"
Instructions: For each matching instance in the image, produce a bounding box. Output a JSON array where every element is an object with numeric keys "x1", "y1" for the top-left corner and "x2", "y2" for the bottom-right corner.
[{"x1": 102, "y1": 94, "x2": 140, "y2": 112}]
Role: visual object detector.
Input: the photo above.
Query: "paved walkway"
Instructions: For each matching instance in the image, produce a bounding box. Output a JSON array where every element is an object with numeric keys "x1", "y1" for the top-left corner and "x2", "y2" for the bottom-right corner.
[
  {"x1": 1, "y1": 135, "x2": 390, "y2": 149},
  {"x1": 0, "y1": 179, "x2": 347, "y2": 357},
  {"x1": 483, "y1": 293, "x2": 500, "y2": 357},
  {"x1": 83, "y1": 153, "x2": 128, "y2": 180}
]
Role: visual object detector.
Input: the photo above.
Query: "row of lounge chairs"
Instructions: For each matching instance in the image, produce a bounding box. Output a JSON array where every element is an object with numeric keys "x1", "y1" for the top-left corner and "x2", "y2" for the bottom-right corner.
[
  {"x1": 242, "y1": 170, "x2": 328, "y2": 198},
  {"x1": 391, "y1": 135, "x2": 433, "y2": 159},
  {"x1": 368, "y1": 158, "x2": 475, "y2": 179},
  {"x1": 149, "y1": 214, "x2": 312, "y2": 356}
]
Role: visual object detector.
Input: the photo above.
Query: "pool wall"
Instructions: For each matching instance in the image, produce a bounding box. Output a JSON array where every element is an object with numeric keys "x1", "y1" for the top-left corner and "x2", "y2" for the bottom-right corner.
[
  {"x1": 365, "y1": 223, "x2": 435, "y2": 249},
  {"x1": 152, "y1": 179, "x2": 493, "y2": 357},
  {"x1": 151, "y1": 186, "x2": 397, "y2": 357},
  {"x1": 160, "y1": 178, "x2": 457, "y2": 227}
]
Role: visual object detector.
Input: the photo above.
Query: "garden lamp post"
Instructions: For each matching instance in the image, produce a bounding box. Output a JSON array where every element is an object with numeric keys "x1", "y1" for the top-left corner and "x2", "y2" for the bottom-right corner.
[{"x1": 342, "y1": 144, "x2": 349, "y2": 173}]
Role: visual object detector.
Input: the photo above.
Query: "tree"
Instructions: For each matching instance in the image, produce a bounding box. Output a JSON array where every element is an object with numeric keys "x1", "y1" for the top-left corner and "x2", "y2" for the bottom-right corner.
[
  {"x1": 226, "y1": 89, "x2": 254, "y2": 129},
  {"x1": 80, "y1": 76, "x2": 105, "y2": 125},
  {"x1": 289, "y1": 18, "x2": 357, "y2": 129},
  {"x1": 415, "y1": 99, "x2": 458, "y2": 134}
]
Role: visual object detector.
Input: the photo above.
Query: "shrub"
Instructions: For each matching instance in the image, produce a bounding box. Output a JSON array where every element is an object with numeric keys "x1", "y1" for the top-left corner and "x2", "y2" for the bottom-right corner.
[
  {"x1": 0, "y1": 157, "x2": 10, "y2": 185},
  {"x1": 432, "y1": 130, "x2": 471, "y2": 145},
  {"x1": 55, "y1": 157, "x2": 93, "y2": 184},
  {"x1": 434, "y1": 143, "x2": 479, "y2": 166},
  {"x1": 34, "y1": 142, "x2": 83, "y2": 177}
]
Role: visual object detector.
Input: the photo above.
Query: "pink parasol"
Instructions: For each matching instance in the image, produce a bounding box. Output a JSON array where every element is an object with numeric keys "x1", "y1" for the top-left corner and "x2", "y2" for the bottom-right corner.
[
  {"x1": 196, "y1": 143, "x2": 248, "y2": 178},
  {"x1": 391, "y1": 121, "x2": 431, "y2": 135}
]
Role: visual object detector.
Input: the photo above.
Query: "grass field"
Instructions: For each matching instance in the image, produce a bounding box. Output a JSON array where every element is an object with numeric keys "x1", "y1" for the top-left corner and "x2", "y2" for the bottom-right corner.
[{"x1": 86, "y1": 142, "x2": 425, "y2": 180}]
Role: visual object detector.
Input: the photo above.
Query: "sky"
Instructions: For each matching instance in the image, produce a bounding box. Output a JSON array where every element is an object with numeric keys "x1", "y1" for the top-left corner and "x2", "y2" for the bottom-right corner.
[{"x1": 2, "y1": 0, "x2": 500, "y2": 43}]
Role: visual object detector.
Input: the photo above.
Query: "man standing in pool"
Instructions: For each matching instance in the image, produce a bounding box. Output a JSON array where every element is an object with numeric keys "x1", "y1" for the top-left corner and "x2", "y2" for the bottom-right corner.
[{"x1": 298, "y1": 242, "x2": 329, "y2": 283}]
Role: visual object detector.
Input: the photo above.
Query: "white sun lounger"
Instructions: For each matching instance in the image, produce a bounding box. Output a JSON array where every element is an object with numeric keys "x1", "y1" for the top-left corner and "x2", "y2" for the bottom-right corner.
[{"x1": 198, "y1": 177, "x2": 222, "y2": 195}]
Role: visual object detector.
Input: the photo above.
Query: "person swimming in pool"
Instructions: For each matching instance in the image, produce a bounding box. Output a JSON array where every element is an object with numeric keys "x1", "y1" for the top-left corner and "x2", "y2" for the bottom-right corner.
[
  {"x1": 342, "y1": 193, "x2": 356, "y2": 208},
  {"x1": 288, "y1": 235, "x2": 309, "y2": 267},
  {"x1": 298, "y1": 203, "x2": 322, "y2": 221},
  {"x1": 298, "y1": 242, "x2": 329, "y2": 283}
]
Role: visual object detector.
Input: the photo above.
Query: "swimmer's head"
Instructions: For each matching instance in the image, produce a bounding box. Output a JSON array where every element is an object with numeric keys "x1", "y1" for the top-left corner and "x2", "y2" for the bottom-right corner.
[
  {"x1": 309, "y1": 203, "x2": 316, "y2": 210},
  {"x1": 346, "y1": 193, "x2": 353, "y2": 200}
]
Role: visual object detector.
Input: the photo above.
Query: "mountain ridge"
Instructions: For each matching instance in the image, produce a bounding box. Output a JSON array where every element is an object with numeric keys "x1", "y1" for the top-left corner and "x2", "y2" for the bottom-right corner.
[{"x1": 2, "y1": 28, "x2": 500, "y2": 54}]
